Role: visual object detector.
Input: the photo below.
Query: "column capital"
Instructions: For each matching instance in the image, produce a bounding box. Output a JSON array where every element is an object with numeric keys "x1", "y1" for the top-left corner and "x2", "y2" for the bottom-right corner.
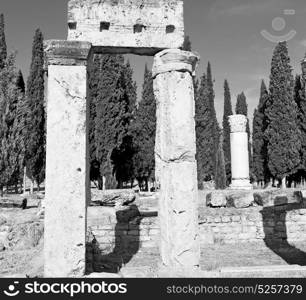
[
  {"x1": 152, "y1": 49, "x2": 200, "y2": 78},
  {"x1": 229, "y1": 114, "x2": 247, "y2": 133},
  {"x1": 44, "y1": 40, "x2": 92, "y2": 67}
]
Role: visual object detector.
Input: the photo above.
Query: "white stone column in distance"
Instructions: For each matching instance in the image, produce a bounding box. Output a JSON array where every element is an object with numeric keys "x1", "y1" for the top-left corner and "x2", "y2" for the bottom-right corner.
[
  {"x1": 229, "y1": 114, "x2": 252, "y2": 190},
  {"x1": 153, "y1": 49, "x2": 200, "y2": 276},
  {"x1": 44, "y1": 40, "x2": 92, "y2": 277}
]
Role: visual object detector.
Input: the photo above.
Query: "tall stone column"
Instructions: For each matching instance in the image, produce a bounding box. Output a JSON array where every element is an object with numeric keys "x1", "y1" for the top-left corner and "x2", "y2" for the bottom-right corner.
[
  {"x1": 44, "y1": 40, "x2": 92, "y2": 277},
  {"x1": 153, "y1": 49, "x2": 200, "y2": 276},
  {"x1": 229, "y1": 115, "x2": 252, "y2": 190}
]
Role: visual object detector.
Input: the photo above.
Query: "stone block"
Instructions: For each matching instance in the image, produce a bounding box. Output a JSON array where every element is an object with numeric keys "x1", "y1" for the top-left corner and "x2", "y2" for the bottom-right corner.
[
  {"x1": 91, "y1": 189, "x2": 137, "y2": 207},
  {"x1": 226, "y1": 191, "x2": 254, "y2": 208},
  {"x1": 221, "y1": 216, "x2": 231, "y2": 223},
  {"x1": 206, "y1": 191, "x2": 227, "y2": 208},
  {"x1": 231, "y1": 216, "x2": 241, "y2": 222},
  {"x1": 254, "y1": 190, "x2": 301, "y2": 207},
  {"x1": 0, "y1": 198, "x2": 27, "y2": 209}
]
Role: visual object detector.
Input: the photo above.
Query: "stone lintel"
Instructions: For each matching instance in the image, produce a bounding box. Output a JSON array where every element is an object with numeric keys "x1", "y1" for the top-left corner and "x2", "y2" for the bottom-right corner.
[
  {"x1": 152, "y1": 49, "x2": 200, "y2": 78},
  {"x1": 229, "y1": 114, "x2": 247, "y2": 133},
  {"x1": 44, "y1": 40, "x2": 92, "y2": 66}
]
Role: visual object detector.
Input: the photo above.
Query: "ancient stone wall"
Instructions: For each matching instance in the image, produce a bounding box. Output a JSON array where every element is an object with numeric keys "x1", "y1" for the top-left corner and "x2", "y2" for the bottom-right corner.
[{"x1": 86, "y1": 195, "x2": 306, "y2": 272}]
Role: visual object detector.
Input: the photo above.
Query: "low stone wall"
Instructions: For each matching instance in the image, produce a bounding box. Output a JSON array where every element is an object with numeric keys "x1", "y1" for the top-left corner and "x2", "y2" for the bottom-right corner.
[
  {"x1": 86, "y1": 204, "x2": 159, "y2": 273},
  {"x1": 86, "y1": 192, "x2": 306, "y2": 272},
  {"x1": 198, "y1": 206, "x2": 306, "y2": 245}
]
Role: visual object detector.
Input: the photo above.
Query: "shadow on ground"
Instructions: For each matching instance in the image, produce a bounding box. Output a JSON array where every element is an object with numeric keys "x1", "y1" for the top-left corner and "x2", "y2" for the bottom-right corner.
[
  {"x1": 87, "y1": 205, "x2": 157, "y2": 274},
  {"x1": 261, "y1": 197, "x2": 306, "y2": 266}
]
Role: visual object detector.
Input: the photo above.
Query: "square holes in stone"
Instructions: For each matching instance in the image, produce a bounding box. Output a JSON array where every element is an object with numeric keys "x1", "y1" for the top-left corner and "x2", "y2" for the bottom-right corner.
[
  {"x1": 166, "y1": 25, "x2": 175, "y2": 33},
  {"x1": 100, "y1": 22, "x2": 110, "y2": 31},
  {"x1": 134, "y1": 24, "x2": 146, "y2": 33},
  {"x1": 68, "y1": 22, "x2": 77, "y2": 30}
]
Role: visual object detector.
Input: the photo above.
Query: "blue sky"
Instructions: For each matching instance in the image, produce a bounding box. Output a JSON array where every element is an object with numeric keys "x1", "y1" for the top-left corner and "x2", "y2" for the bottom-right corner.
[{"x1": 1, "y1": 0, "x2": 306, "y2": 123}]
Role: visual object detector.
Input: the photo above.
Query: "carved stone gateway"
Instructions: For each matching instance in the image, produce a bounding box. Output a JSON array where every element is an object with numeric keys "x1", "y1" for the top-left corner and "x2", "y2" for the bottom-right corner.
[{"x1": 44, "y1": 0, "x2": 200, "y2": 277}]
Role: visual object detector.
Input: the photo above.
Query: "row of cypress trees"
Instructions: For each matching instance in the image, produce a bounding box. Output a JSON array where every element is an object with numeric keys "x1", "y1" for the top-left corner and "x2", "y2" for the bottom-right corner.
[
  {"x1": 88, "y1": 54, "x2": 156, "y2": 190},
  {"x1": 1, "y1": 15, "x2": 304, "y2": 192},
  {"x1": 252, "y1": 41, "x2": 304, "y2": 188},
  {"x1": 0, "y1": 14, "x2": 45, "y2": 195},
  {"x1": 196, "y1": 41, "x2": 306, "y2": 190}
]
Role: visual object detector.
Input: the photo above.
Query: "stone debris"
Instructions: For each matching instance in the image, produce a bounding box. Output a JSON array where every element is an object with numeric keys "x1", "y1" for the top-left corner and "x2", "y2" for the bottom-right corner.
[
  {"x1": 91, "y1": 189, "x2": 137, "y2": 207},
  {"x1": 206, "y1": 191, "x2": 227, "y2": 208},
  {"x1": 226, "y1": 191, "x2": 254, "y2": 209}
]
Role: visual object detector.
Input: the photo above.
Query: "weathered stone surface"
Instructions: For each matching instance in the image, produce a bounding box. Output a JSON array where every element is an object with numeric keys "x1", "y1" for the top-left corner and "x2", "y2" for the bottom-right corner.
[
  {"x1": 254, "y1": 190, "x2": 302, "y2": 207},
  {"x1": 153, "y1": 49, "x2": 200, "y2": 274},
  {"x1": 229, "y1": 115, "x2": 252, "y2": 190},
  {"x1": 0, "y1": 242, "x2": 5, "y2": 252},
  {"x1": 91, "y1": 189, "x2": 137, "y2": 207},
  {"x1": 44, "y1": 40, "x2": 92, "y2": 66},
  {"x1": 226, "y1": 192, "x2": 254, "y2": 208},
  {"x1": 152, "y1": 49, "x2": 199, "y2": 77},
  {"x1": 206, "y1": 191, "x2": 227, "y2": 208},
  {"x1": 7, "y1": 222, "x2": 44, "y2": 250},
  {"x1": 44, "y1": 55, "x2": 90, "y2": 277},
  {"x1": 67, "y1": 0, "x2": 184, "y2": 56}
]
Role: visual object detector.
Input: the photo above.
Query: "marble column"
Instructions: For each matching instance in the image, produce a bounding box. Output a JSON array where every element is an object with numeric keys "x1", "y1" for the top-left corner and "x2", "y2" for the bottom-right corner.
[
  {"x1": 44, "y1": 40, "x2": 92, "y2": 277},
  {"x1": 152, "y1": 49, "x2": 200, "y2": 275},
  {"x1": 229, "y1": 114, "x2": 252, "y2": 190}
]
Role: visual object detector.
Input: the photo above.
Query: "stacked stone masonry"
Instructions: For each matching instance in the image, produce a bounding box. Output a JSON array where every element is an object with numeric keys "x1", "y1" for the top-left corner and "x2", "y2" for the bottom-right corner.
[{"x1": 86, "y1": 193, "x2": 306, "y2": 271}]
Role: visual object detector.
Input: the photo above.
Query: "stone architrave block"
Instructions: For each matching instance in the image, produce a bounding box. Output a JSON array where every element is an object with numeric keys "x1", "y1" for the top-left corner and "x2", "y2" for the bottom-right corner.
[{"x1": 67, "y1": 0, "x2": 184, "y2": 55}]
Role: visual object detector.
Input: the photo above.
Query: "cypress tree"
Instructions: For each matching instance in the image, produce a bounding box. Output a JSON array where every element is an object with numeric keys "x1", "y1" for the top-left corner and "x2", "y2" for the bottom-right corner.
[
  {"x1": 25, "y1": 29, "x2": 46, "y2": 187},
  {"x1": 131, "y1": 65, "x2": 156, "y2": 190},
  {"x1": 0, "y1": 14, "x2": 7, "y2": 70},
  {"x1": 95, "y1": 55, "x2": 136, "y2": 189},
  {"x1": 222, "y1": 79, "x2": 233, "y2": 185},
  {"x1": 14, "y1": 71, "x2": 28, "y2": 188},
  {"x1": 215, "y1": 139, "x2": 227, "y2": 190},
  {"x1": 195, "y1": 72, "x2": 215, "y2": 187},
  {"x1": 235, "y1": 92, "x2": 252, "y2": 173},
  {"x1": 0, "y1": 54, "x2": 23, "y2": 193},
  {"x1": 88, "y1": 54, "x2": 102, "y2": 187},
  {"x1": 207, "y1": 62, "x2": 221, "y2": 171},
  {"x1": 16, "y1": 70, "x2": 25, "y2": 94},
  {"x1": 112, "y1": 60, "x2": 137, "y2": 188},
  {"x1": 294, "y1": 74, "x2": 306, "y2": 174},
  {"x1": 265, "y1": 41, "x2": 301, "y2": 188},
  {"x1": 252, "y1": 80, "x2": 269, "y2": 184}
]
